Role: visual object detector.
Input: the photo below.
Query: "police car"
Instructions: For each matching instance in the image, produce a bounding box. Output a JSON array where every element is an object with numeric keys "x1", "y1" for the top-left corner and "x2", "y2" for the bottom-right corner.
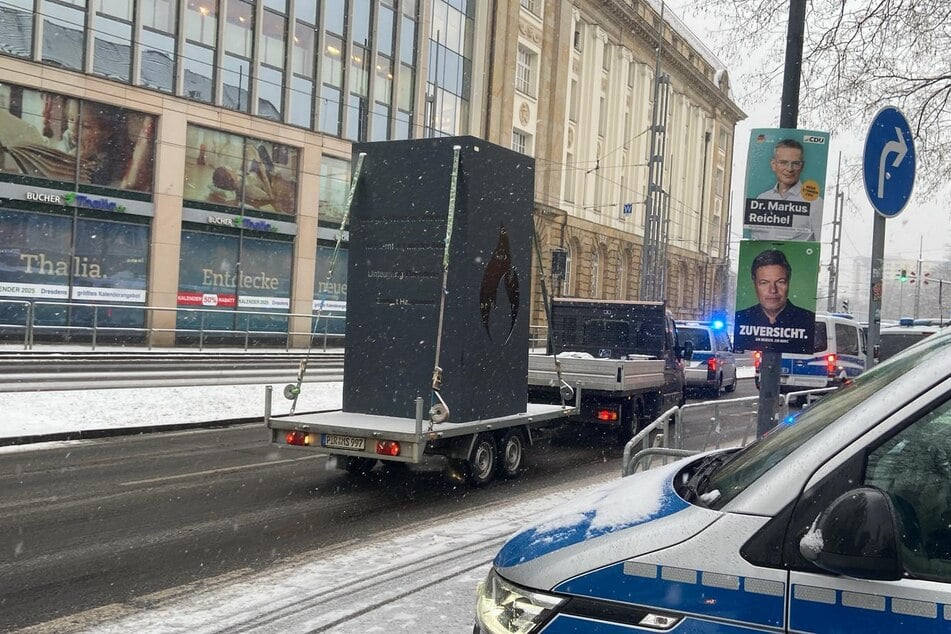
[
  {"x1": 475, "y1": 326, "x2": 951, "y2": 633},
  {"x1": 676, "y1": 319, "x2": 738, "y2": 397}
]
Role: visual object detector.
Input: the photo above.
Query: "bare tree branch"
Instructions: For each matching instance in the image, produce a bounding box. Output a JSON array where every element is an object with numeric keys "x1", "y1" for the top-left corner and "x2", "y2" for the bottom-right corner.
[{"x1": 689, "y1": 0, "x2": 951, "y2": 192}]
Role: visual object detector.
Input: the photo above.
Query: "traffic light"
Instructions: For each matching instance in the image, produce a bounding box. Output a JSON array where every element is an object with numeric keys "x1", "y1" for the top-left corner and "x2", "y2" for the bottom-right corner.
[
  {"x1": 899, "y1": 268, "x2": 908, "y2": 282},
  {"x1": 842, "y1": 299, "x2": 849, "y2": 312}
]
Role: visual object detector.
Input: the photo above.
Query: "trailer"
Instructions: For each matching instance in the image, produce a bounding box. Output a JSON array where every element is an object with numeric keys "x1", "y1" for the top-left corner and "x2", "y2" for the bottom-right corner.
[
  {"x1": 268, "y1": 136, "x2": 580, "y2": 486},
  {"x1": 266, "y1": 390, "x2": 578, "y2": 486}
]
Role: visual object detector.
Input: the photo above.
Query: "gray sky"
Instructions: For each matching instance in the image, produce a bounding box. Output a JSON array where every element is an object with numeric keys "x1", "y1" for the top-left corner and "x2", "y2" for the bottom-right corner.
[{"x1": 672, "y1": 3, "x2": 951, "y2": 286}]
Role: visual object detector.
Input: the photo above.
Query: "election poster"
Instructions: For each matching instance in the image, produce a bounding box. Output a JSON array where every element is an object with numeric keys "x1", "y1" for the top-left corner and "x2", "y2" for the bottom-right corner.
[
  {"x1": 742, "y1": 128, "x2": 830, "y2": 242},
  {"x1": 733, "y1": 240, "x2": 820, "y2": 354}
]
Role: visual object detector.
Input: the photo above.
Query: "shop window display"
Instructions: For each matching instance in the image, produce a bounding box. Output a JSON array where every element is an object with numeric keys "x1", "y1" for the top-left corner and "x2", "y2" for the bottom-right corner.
[
  {"x1": 313, "y1": 244, "x2": 347, "y2": 335},
  {"x1": 0, "y1": 83, "x2": 155, "y2": 192},
  {"x1": 183, "y1": 124, "x2": 299, "y2": 216},
  {"x1": 177, "y1": 229, "x2": 292, "y2": 339}
]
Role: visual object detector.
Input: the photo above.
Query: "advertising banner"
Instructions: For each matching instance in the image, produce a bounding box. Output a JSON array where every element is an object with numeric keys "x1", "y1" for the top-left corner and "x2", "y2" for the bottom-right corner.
[
  {"x1": 183, "y1": 124, "x2": 299, "y2": 216},
  {"x1": 742, "y1": 128, "x2": 830, "y2": 242},
  {"x1": 733, "y1": 240, "x2": 820, "y2": 354},
  {"x1": 0, "y1": 211, "x2": 149, "y2": 303},
  {"x1": 177, "y1": 230, "x2": 291, "y2": 331},
  {"x1": 0, "y1": 209, "x2": 72, "y2": 295},
  {"x1": 0, "y1": 84, "x2": 156, "y2": 192},
  {"x1": 313, "y1": 244, "x2": 347, "y2": 334}
]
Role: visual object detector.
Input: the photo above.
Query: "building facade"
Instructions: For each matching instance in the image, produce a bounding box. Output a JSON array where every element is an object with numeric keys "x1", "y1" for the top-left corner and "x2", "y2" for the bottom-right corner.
[
  {"x1": 0, "y1": 0, "x2": 741, "y2": 345},
  {"x1": 483, "y1": 1, "x2": 744, "y2": 329}
]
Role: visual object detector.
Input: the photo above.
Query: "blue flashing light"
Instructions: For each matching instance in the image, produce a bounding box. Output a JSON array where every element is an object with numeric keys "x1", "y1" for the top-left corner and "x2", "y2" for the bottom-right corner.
[
  {"x1": 781, "y1": 413, "x2": 799, "y2": 426},
  {"x1": 711, "y1": 319, "x2": 726, "y2": 331}
]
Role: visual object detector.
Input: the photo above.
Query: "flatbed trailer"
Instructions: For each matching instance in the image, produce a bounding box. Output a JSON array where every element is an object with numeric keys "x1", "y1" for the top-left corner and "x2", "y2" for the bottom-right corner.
[{"x1": 265, "y1": 388, "x2": 579, "y2": 486}]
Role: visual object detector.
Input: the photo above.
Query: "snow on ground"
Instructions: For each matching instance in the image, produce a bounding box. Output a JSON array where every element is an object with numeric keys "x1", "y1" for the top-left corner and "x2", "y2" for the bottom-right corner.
[
  {"x1": 0, "y1": 348, "x2": 754, "y2": 631},
  {"x1": 0, "y1": 381, "x2": 343, "y2": 441}
]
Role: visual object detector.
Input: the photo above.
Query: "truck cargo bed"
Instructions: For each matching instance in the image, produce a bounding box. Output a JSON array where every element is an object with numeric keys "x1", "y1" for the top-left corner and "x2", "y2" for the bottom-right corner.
[{"x1": 527, "y1": 354, "x2": 666, "y2": 393}]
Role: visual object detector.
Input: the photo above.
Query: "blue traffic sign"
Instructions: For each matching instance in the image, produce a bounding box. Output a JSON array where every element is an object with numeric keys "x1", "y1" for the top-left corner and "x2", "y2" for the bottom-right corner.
[{"x1": 863, "y1": 106, "x2": 915, "y2": 217}]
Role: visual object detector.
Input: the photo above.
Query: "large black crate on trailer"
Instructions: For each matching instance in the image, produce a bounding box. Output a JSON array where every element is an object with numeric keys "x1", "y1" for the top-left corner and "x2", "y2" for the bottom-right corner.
[{"x1": 342, "y1": 136, "x2": 534, "y2": 421}]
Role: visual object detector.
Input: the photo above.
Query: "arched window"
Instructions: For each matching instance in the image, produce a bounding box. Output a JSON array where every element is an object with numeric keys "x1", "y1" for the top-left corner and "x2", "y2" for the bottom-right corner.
[
  {"x1": 591, "y1": 247, "x2": 601, "y2": 298},
  {"x1": 562, "y1": 242, "x2": 574, "y2": 296},
  {"x1": 677, "y1": 262, "x2": 688, "y2": 310},
  {"x1": 617, "y1": 251, "x2": 631, "y2": 299}
]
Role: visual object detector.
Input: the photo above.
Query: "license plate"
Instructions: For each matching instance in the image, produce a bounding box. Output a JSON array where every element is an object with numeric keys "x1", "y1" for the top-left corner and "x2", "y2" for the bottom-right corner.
[{"x1": 322, "y1": 434, "x2": 366, "y2": 450}]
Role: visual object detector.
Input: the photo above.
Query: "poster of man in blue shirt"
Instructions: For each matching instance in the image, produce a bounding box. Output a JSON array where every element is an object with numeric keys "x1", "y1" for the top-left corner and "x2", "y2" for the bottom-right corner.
[
  {"x1": 743, "y1": 129, "x2": 830, "y2": 242},
  {"x1": 734, "y1": 241, "x2": 820, "y2": 354}
]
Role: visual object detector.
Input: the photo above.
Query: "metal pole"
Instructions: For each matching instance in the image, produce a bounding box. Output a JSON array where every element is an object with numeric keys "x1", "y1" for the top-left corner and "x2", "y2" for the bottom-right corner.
[
  {"x1": 914, "y1": 236, "x2": 923, "y2": 318},
  {"x1": 757, "y1": 0, "x2": 806, "y2": 438},
  {"x1": 867, "y1": 214, "x2": 886, "y2": 365}
]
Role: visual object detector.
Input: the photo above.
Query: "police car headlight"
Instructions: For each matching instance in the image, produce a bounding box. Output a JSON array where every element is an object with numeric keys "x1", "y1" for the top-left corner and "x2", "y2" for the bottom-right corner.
[{"x1": 475, "y1": 569, "x2": 563, "y2": 633}]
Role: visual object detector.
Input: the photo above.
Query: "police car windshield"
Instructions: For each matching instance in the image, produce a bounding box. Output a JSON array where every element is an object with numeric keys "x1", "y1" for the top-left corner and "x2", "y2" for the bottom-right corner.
[{"x1": 702, "y1": 330, "x2": 951, "y2": 509}]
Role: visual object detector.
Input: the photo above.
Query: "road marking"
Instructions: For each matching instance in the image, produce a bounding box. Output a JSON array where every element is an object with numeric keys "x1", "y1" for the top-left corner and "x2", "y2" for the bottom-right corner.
[{"x1": 119, "y1": 455, "x2": 325, "y2": 487}]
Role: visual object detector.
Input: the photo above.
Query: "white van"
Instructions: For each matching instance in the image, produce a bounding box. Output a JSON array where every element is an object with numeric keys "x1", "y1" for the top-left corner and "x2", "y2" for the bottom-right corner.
[
  {"x1": 475, "y1": 328, "x2": 951, "y2": 633},
  {"x1": 755, "y1": 312, "x2": 866, "y2": 392}
]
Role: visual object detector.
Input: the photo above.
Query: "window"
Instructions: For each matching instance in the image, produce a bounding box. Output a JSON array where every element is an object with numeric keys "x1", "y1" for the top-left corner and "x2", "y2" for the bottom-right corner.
[
  {"x1": 835, "y1": 323, "x2": 859, "y2": 357},
  {"x1": 0, "y1": 0, "x2": 33, "y2": 58},
  {"x1": 564, "y1": 152, "x2": 575, "y2": 203},
  {"x1": 318, "y1": 155, "x2": 351, "y2": 226},
  {"x1": 92, "y1": 0, "x2": 133, "y2": 82},
  {"x1": 591, "y1": 248, "x2": 601, "y2": 298},
  {"x1": 813, "y1": 320, "x2": 827, "y2": 353},
  {"x1": 519, "y1": 0, "x2": 537, "y2": 14},
  {"x1": 43, "y1": 1, "x2": 86, "y2": 71},
  {"x1": 619, "y1": 251, "x2": 629, "y2": 300},
  {"x1": 140, "y1": 0, "x2": 178, "y2": 92},
  {"x1": 865, "y1": 398, "x2": 951, "y2": 580},
  {"x1": 183, "y1": 0, "x2": 218, "y2": 103},
  {"x1": 602, "y1": 44, "x2": 611, "y2": 71},
  {"x1": 598, "y1": 97, "x2": 607, "y2": 136},
  {"x1": 569, "y1": 79, "x2": 578, "y2": 122},
  {"x1": 512, "y1": 129, "x2": 529, "y2": 155},
  {"x1": 562, "y1": 243, "x2": 574, "y2": 296},
  {"x1": 573, "y1": 24, "x2": 583, "y2": 52},
  {"x1": 515, "y1": 47, "x2": 535, "y2": 96}
]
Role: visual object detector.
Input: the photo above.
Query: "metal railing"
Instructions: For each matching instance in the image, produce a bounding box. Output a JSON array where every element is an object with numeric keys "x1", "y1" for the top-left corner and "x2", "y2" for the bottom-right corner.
[
  {"x1": 621, "y1": 387, "x2": 840, "y2": 476},
  {"x1": 0, "y1": 298, "x2": 345, "y2": 351}
]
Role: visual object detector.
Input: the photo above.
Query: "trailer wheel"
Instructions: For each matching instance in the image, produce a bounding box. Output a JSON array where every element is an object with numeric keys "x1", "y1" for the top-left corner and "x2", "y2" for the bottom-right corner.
[
  {"x1": 496, "y1": 430, "x2": 526, "y2": 478},
  {"x1": 342, "y1": 456, "x2": 378, "y2": 476},
  {"x1": 467, "y1": 433, "x2": 497, "y2": 487}
]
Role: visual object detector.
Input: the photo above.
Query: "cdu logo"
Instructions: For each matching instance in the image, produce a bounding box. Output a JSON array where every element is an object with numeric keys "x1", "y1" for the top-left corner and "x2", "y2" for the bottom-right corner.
[{"x1": 479, "y1": 223, "x2": 519, "y2": 344}]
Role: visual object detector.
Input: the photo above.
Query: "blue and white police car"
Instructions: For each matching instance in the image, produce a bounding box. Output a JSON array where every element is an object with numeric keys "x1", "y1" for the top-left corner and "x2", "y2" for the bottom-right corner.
[{"x1": 475, "y1": 326, "x2": 951, "y2": 633}]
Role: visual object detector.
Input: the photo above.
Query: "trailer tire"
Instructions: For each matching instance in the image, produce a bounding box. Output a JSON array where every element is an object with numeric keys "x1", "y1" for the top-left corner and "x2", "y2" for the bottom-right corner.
[
  {"x1": 467, "y1": 433, "x2": 497, "y2": 487},
  {"x1": 496, "y1": 430, "x2": 526, "y2": 478}
]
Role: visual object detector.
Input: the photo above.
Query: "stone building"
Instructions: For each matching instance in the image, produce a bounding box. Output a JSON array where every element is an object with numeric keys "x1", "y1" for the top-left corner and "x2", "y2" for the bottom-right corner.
[{"x1": 0, "y1": 0, "x2": 742, "y2": 345}]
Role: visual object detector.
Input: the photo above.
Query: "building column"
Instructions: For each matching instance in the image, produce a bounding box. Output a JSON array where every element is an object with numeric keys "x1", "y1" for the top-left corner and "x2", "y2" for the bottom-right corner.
[
  {"x1": 146, "y1": 104, "x2": 187, "y2": 347},
  {"x1": 289, "y1": 145, "x2": 321, "y2": 348}
]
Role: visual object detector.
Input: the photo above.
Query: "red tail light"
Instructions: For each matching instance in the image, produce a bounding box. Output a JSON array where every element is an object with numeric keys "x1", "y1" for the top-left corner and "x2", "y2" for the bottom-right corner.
[
  {"x1": 826, "y1": 353, "x2": 837, "y2": 376},
  {"x1": 285, "y1": 431, "x2": 310, "y2": 446},
  {"x1": 596, "y1": 409, "x2": 619, "y2": 422},
  {"x1": 753, "y1": 351, "x2": 762, "y2": 370},
  {"x1": 376, "y1": 440, "x2": 401, "y2": 456},
  {"x1": 707, "y1": 357, "x2": 718, "y2": 372}
]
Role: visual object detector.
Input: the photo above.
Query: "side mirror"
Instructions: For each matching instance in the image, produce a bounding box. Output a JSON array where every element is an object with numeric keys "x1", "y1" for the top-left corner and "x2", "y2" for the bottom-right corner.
[{"x1": 799, "y1": 487, "x2": 902, "y2": 580}]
